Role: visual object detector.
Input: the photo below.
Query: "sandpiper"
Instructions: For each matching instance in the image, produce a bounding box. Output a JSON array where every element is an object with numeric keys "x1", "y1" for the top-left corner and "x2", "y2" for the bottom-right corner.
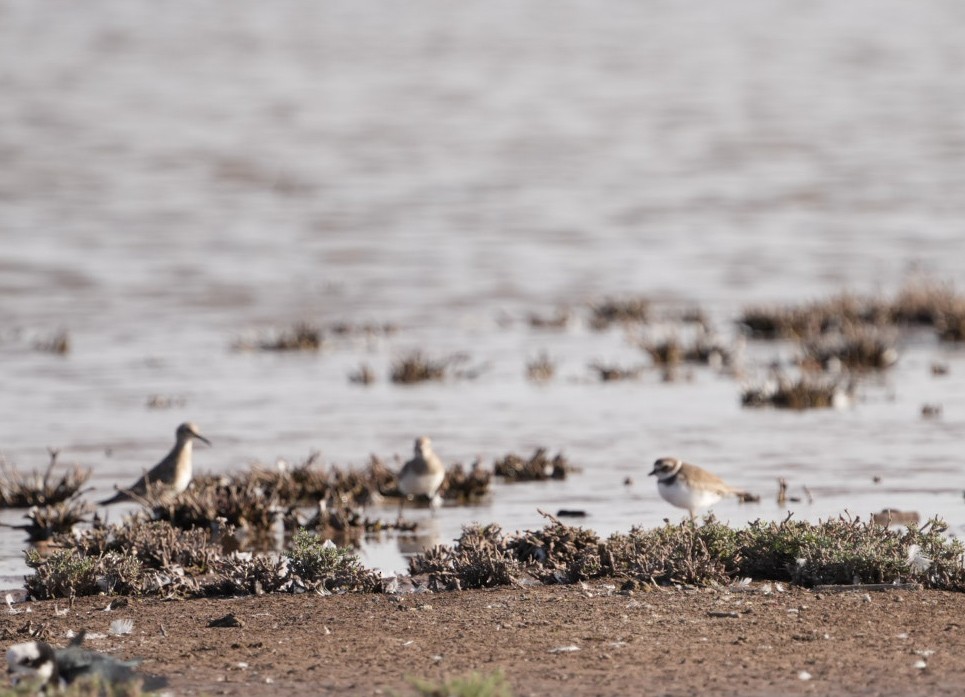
[
  {"x1": 397, "y1": 436, "x2": 446, "y2": 516},
  {"x1": 649, "y1": 456, "x2": 747, "y2": 520},
  {"x1": 6, "y1": 633, "x2": 166, "y2": 691},
  {"x1": 100, "y1": 422, "x2": 210, "y2": 505}
]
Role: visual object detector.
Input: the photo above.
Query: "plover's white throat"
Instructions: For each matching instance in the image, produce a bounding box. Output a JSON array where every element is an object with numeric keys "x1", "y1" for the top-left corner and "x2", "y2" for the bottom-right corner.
[
  {"x1": 100, "y1": 422, "x2": 210, "y2": 505},
  {"x1": 397, "y1": 436, "x2": 446, "y2": 516},
  {"x1": 649, "y1": 456, "x2": 747, "y2": 520},
  {"x1": 6, "y1": 633, "x2": 167, "y2": 691}
]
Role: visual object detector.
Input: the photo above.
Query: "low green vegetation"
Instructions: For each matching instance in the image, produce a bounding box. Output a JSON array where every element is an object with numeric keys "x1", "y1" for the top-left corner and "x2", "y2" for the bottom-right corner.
[
  {"x1": 408, "y1": 670, "x2": 513, "y2": 697},
  {"x1": 25, "y1": 521, "x2": 383, "y2": 600},
  {"x1": 408, "y1": 516, "x2": 965, "y2": 591},
  {"x1": 20, "y1": 514, "x2": 965, "y2": 601},
  {"x1": 0, "y1": 673, "x2": 152, "y2": 697}
]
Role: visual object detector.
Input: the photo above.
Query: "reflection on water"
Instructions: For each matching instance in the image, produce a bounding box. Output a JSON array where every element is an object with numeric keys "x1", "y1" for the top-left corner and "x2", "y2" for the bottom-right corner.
[
  {"x1": 397, "y1": 524, "x2": 443, "y2": 560},
  {"x1": 3, "y1": 1, "x2": 965, "y2": 582}
]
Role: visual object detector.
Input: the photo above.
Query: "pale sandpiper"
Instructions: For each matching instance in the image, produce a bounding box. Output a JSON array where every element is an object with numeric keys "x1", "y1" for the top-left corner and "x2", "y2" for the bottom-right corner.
[{"x1": 100, "y1": 422, "x2": 210, "y2": 505}]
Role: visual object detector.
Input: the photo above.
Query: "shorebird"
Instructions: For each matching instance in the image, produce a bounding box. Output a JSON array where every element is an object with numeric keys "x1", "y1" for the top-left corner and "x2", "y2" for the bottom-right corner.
[
  {"x1": 649, "y1": 457, "x2": 748, "y2": 520},
  {"x1": 397, "y1": 436, "x2": 446, "y2": 516},
  {"x1": 99, "y1": 422, "x2": 210, "y2": 505},
  {"x1": 6, "y1": 633, "x2": 166, "y2": 691}
]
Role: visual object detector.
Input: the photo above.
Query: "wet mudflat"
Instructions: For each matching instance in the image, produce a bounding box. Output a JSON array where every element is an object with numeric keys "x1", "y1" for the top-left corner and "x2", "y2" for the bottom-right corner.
[{"x1": 4, "y1": 583, "x2": 964, "y2": 696}]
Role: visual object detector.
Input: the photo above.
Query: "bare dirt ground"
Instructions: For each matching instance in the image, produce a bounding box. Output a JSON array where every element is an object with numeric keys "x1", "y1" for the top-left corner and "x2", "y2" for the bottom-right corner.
[{"x1": 2, "y1": 583, "x2": 964, "y2": 696}]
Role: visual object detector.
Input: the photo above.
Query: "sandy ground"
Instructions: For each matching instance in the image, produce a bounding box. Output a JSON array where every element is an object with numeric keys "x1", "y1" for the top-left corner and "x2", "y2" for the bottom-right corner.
[{"x1": 2, "y1": 583, "x2": 964, "y2": 696}]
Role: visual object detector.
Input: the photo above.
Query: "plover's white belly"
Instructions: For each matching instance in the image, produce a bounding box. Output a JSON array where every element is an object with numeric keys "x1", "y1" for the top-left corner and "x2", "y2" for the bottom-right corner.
[
  {"x1": 399, "y1": 471, "x2": 444, "y2": 498},
  {"x1": 658, "y1": 480, "x2": 722, "y2": 511}
]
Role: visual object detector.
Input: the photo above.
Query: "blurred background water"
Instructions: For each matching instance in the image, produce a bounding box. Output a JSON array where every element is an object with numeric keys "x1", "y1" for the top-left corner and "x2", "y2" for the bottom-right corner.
[{"x1": 2, "y1": 0, "x2": 965, "y2": 584}]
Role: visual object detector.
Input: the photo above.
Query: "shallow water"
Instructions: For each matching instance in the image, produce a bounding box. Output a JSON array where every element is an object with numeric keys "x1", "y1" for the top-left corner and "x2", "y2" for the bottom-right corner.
[{"x1": 2, "y1": 0, "x2": 965, "y2": 585}]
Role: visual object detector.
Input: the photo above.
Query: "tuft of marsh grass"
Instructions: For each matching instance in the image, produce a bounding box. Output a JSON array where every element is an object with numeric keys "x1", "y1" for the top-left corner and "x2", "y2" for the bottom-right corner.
[
  {"x1": 440, "y1": 460, "x2": 492, "y2": 503},
  {"x1": 588, "y1": 361, "x2": 644, "y2": 381},
  {"x1": 527, "y1": 309, "x2": 570, "y2": 330},
  {"x1": 739, "y1": 282, "x2": 965, "y2": 342},
  {"x1": 741, "y1": 373, "x2": 851, "y2": 409},
  {"x1": 525, "y1": 351, "x2": 556, "y2": 383},
  {"x1": 233, "y1": 322, "x2": 323, "y2": 351},
  {"x1": 12, "y1": 499, "x2": 94, "y2": 542},
  {"x1": 348, "y1": 363, "x2": 376, "y2": 385},
  {"x1": 32, "y1": 329, "x2": 70, "y2": 355},
  {"x1": 408, "y1": 670, "x2": 513, "y2": 697},
  {"x1": 0, "y1": 450, "x2": 91, "y2": 508},
  {"x1": 493, "y1": 449, "x2": 576, "y2": 482},
  {"x1": 588, "y1": 296, "x2": 650, "y2": 330},
  {"x1": 390, "y1": 351, "x2": 460, "y2": 384},
  {"x1": 801, "y1": 327, "x2": 898, "y2": 371},
  {"x1": 408, "y1": 524, "x2": 519, "y2": 591}
]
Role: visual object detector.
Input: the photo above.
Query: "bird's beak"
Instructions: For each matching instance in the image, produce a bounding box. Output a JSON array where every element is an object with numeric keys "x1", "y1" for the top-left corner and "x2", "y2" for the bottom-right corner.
[
  {"x1": 193, "y1": 432, "x2": 212, "y2": 446},
  {"x1": 648, "y1": 467, "x2": 658, "y2": 476}
]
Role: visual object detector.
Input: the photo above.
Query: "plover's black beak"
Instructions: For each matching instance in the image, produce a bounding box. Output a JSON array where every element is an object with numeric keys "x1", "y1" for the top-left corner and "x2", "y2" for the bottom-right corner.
[
  {"x1": 648, "y1": 467, "x2": 658, "y2": 476},
  {"x1": 193, "y1": 432, "x2": 212, "y2": 446}
]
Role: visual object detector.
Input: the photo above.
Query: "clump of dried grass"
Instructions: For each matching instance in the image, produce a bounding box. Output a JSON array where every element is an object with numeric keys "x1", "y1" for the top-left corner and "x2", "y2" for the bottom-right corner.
[
  {"x1": 440, "y1": 460, "x2": 492, "y2": 503},
  {"x1": 505, "y1": 515, "x2": 602, "y2": 584},
  {"x1": 348, "y1": 363, "x2": 376, "y2": 385},
  {"x1": 801, "y1": 327, "x2": 898, "y2": 371},
  {"x1": 741, "y1": 374, "x2": 851, "y2": 409},
  {"x1": 493, "y1": 449, "x2": 577, "y2": 482},
  {"x1": 33, "y1": 329, "x2": 70, "y2": 355},
  {"x1": 233, "y1": 322, "x2": 323, "y2": 351},
  {"x1": 588, "y1": 362, "x2": 645, "y2": 381},
  {"x1": 527, "y1": 309, "x2": 571, "y2": 330},
  {"x1": 408, "y1": 524, "x2": 519, "y2": 591},
  {"x1": 10, "y1": 500, "x2": 94, "y2": 542},
  {"x1": 0, "y1": 450, "x2": 91, "y2": 508},
  {"x1": 390, "y1": 352, "x2": 466, "y2": 384},
  {"x1": 525, "y1": 351, "x2": 556, "y2": 383},
  {"x1": 588, "y1": 296, "x2": 651, "y2": 330},
  {"x1": 739, "y1": 282, "x2": 965, "y2": 342}
]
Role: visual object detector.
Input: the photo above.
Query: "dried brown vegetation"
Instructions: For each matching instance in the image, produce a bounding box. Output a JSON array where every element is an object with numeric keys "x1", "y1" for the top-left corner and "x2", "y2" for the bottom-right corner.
[
  {"x1": 0, "y1": 450, "x2": 91, "y2": 508},
  {"x1": 33, "y1": 329, "x2": 70, "y2": 355},
  {"x1": 439, "y1": 460, "x2": 492, "y2": 503},
  {"x1": 390, "y1": 352, "x2": 464, "y2": 384},
  {"x1": 588, "y1": 362, "x2": 644, "y2": 381},
  {"x1": 739, "y1": 282, "x2": 965, "y2": 342},
  {"x1": 801, "y1": 327, "x2": 898, "y2": 371},
  {"x1": 525, "y1": 351, "x2": 556, "y2": 383},
  {"x1": 588, "y1": 296, "x2": 650, "y2": 330},
  {"x1": 233, "y1": 322, "x2": 323, "y2": 352},
  {"x1": 7, "y1": 499, "x2": 94, "y2": 542},
  {"x1": 348, "y1": 363, "x2": 376, "y2": 385},
  {"x1": 742, "y1": 374, "x2": 850, "y2": 409},
  {"x1": 105, "y1": 455, "x2": 489, "y2": 543},
  {"x1": 527, "y1": 309, "x2": 570, "y2": 330},
  {"x1": 493, "y1": 449, "x2": 576, "y2": 482}
]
